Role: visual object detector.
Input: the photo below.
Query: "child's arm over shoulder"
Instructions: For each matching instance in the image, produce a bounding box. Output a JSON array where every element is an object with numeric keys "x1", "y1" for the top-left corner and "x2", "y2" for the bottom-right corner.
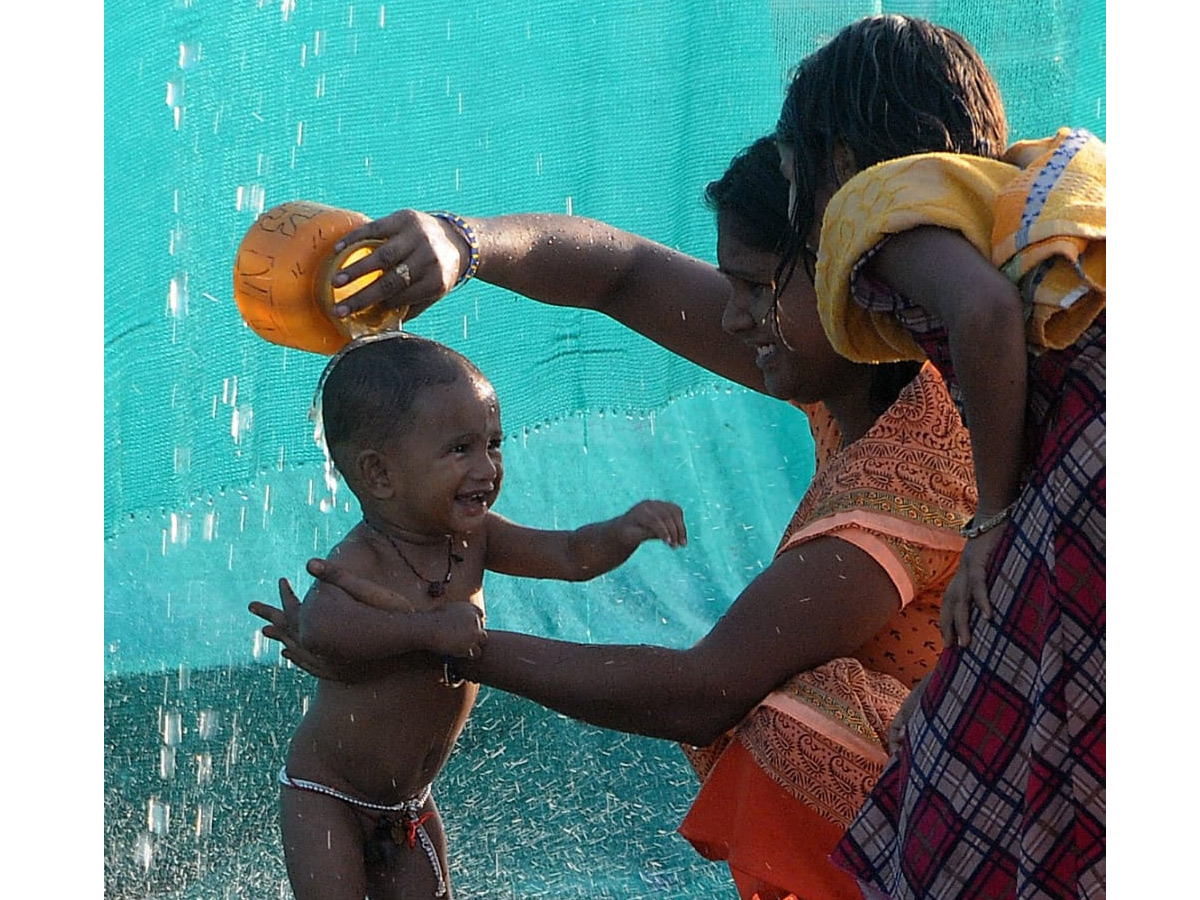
[
  {"x1": 298, "y1": 540, "x2": 480, "y2": 663},
  {"x1": 869, "y1": 225, "x2": 1026, "y2": 647},
  {"x1": 483, "y1": 499, "x2": 686, "y2": 581},
  {"x1": 868, "y1": 225, "x2": 1025, "y2": 517}
]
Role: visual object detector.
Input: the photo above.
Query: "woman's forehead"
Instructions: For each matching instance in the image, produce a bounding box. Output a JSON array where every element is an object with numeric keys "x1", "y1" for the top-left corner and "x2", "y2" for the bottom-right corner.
[{"x1": 716, "y1": 228, "x2": 777, "y2": 280}]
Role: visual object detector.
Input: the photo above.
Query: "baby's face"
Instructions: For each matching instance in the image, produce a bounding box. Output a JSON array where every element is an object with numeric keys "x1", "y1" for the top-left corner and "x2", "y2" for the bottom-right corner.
[{"x1": 382, "y1": 375, "x2": 503, "y2": 537}]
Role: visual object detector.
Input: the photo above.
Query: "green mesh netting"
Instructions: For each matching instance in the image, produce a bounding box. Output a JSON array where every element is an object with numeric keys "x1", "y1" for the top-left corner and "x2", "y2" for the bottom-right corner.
[{"x1": 104, "y1": 1, "x2": 1104, "y2": 896}]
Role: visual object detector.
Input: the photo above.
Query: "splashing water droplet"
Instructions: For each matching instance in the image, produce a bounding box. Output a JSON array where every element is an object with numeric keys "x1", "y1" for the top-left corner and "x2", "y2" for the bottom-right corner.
[
  {"x1": 133, "y1": 832, "x2": 154, "y2": 872},
  {"x1": 197, "y1": 709, "x2": 220, "y2": 740},
  {"x1": 147, "y1": 796, "x2": 170, "y2": 835},
  {"x1": 196, "y1": 751, "x2": 214, "y2": 786},
  {"x1": 161, "y1": 709, "x2": 182, "y2": 746},
  {"x1": 194, "y1": 800, "x2": 214, "y2": 838}
]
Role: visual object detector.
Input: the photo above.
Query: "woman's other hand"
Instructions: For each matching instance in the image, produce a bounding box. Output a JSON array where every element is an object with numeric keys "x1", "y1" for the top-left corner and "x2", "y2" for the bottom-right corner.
[
  {"x1": 887, "y1": 674, "x2": 929, "y2": 754},
  {"x1": 306, "y1": 557, "x2": 487, "y2": 660},
  {"x1": 248, "y1": 579, "x2": 349, "y2": 680}
]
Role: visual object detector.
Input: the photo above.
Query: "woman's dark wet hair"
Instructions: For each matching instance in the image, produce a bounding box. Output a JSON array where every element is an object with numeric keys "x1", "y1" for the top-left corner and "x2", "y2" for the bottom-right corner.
[
  {"x1": 706, "y1": 136, "x2": 922, "y2": 415},
  {"x1": 776, "y1": 14, "x2": 1008, "y2": 282},
  {"x1": 319, "y1": 334, "x2": 488, "y2": 474},
  {"x1": 703, "y1": 136, "x2": 792, "y2": 255}
]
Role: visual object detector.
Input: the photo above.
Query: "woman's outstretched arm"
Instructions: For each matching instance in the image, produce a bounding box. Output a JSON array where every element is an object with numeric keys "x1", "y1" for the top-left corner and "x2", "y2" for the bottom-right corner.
[
  {"x1": 298, "y1": 535, "x2": 900, "y2": 747},
  {"x1": 321, "y1": 209, "x2": 767, "y2": 391}
]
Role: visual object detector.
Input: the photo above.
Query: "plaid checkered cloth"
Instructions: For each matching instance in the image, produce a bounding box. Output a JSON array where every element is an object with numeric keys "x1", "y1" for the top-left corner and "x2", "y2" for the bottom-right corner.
[{"x1": 823, "y1": 184, "x2": 1105, "y2": 898}]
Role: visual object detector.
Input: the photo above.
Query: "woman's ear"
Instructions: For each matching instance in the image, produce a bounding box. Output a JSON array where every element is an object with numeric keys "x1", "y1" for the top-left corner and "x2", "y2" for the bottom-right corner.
[
  {"x1": 832, "y1": 141, "x2": 859, "y2": 186},
  {"x1": 356, "y1": 449, "x2": 394, "y2": 499}
]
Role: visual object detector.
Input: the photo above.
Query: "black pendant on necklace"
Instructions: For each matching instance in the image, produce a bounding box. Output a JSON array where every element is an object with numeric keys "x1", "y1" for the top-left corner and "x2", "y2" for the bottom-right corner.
[{"x1": 368, "y1": 522, "x2": 455, "y2": 597}]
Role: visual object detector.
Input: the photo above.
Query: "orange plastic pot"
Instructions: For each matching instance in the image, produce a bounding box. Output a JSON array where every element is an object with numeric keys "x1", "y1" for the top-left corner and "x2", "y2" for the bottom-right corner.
[{"x1": 232, "y1": 200, "x2": 408, "y2": 354}]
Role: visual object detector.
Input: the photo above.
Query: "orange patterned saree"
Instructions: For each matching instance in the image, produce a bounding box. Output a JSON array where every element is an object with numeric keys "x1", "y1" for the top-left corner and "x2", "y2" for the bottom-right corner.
[{"x1": 678, "y1": 363, "x2": 975, "y2": 900}]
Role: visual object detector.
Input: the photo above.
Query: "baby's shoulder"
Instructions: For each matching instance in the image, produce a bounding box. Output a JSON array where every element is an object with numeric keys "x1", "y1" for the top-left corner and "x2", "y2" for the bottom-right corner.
[{"x1": 325, "y1": 527, "x2": 388, "y2": 577}]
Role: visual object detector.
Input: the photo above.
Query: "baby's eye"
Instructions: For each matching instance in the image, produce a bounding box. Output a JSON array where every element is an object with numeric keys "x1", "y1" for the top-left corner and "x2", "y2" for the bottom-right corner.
[
  {"x1": 450, "y1": 443, "x2": 470, "y2": 454},
  {"x1": 487, "y1": 438, "x2": 503, "y2": 452}
]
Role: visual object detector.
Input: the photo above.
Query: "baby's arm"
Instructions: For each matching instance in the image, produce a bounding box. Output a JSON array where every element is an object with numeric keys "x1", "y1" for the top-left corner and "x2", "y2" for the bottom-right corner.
[{"x1": 483, "y1": 500, "x2": 686, "y2": 581}]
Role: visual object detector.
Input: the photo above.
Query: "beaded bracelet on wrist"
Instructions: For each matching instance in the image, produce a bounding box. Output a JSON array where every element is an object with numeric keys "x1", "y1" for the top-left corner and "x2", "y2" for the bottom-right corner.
[
  {"x1": 430, "y1": 211, "x2": 480, "y2": 289},
  {"x1": 960, "y1": 502, "x2": 1015, "y2": 539}
]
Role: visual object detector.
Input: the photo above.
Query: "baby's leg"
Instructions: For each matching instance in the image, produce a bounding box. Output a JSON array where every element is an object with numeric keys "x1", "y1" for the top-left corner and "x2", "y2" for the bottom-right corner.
[
  {"x1": 280, "y1": 784, "x2": 369, "y2": 900},
  {"x1": 365, "y1": 794, "x2": 452, "y2": 900}
]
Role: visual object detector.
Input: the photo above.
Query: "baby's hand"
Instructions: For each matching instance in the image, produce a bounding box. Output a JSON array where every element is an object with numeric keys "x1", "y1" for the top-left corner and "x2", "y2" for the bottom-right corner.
[
  {"x1": 620, "y1": 500, "x2": 687, "y2": 549},
  {"x1": 424, "y1": 602, "x2": 487, "y2": 659}
]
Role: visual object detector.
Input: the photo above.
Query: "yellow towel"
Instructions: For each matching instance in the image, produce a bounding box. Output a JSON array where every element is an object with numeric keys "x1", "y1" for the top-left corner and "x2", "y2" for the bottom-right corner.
[
  {"x1": 815, "y1": 128, "x2": 1106, "y2": 363},
  {"x1": 994, "y1": 129, "x2": 1106, "y2": 349}
]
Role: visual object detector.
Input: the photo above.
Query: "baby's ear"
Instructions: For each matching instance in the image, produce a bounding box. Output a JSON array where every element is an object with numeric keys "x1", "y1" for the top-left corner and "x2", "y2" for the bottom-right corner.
[{"x1": 355, "y1": 449, "x2": 394, "y2": 499}]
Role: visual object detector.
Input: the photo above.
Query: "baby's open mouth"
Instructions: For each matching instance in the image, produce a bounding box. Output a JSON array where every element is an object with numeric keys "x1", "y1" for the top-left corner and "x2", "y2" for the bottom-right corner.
[{"x1": 458, "y1": 490, "x2": 491, "y2": 510}]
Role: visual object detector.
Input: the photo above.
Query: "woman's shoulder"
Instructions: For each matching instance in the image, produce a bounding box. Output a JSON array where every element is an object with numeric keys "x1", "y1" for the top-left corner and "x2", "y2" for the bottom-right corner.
[
  {"x1": 874, "y1": 368, "x2": 972, "y2": 474},
  {"x1": 842, "y1": 364, "x2": 977, "y2": 521}
]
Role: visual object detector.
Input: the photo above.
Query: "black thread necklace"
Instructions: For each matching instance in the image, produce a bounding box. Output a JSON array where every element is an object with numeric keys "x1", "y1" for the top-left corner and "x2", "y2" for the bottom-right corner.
[{"x1": 367, "y1": 521, "x2": 456, "y2": 597}]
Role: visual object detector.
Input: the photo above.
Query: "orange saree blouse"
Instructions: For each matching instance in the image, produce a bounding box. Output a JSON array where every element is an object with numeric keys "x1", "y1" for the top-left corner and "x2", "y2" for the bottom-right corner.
[{"x1": 678, "y1": 362, "x2": 975, "y2": 900}]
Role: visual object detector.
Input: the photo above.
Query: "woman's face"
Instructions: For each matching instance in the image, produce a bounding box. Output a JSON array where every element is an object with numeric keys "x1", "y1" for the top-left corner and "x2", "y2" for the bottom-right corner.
[{"x1": 716, "y1": 216, "x2": 857, "y2": 405}]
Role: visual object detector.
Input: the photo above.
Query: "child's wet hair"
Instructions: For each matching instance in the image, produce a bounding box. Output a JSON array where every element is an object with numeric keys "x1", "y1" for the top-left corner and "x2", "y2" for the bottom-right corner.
[
  {"x1": 776, "y1": 14, "x2": 1008, "y2": 280},
  {"x1": 319, "y1": 333, "x2": 490, "y2": 473}
]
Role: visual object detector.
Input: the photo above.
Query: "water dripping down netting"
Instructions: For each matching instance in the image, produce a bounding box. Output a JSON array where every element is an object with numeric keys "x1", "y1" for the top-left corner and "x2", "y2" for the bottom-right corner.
[{"x1": 104, "y1": 1, "x2": 1104, "y2": 896}]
